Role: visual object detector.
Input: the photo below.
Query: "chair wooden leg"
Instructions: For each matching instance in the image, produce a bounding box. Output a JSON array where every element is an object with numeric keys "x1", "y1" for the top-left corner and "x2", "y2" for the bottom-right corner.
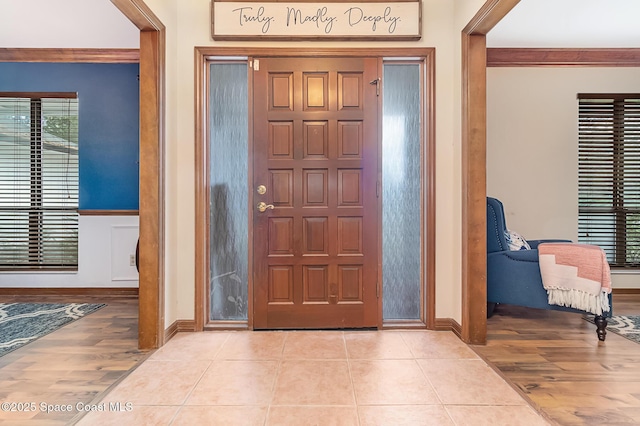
[{"x1": 594, "y1": 315, "x2": 607, "y2": 341}]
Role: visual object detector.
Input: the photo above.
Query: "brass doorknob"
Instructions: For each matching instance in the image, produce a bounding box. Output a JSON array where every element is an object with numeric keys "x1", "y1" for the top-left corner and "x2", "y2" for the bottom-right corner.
[{"x1": 257, "y1": 202, "x2": 275, "y2": 213}]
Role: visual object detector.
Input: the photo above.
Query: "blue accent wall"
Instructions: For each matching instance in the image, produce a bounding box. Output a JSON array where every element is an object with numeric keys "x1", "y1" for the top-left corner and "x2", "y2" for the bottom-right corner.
[{"x1": 0, "y1": 63, "x2": 140, "y2": 210}]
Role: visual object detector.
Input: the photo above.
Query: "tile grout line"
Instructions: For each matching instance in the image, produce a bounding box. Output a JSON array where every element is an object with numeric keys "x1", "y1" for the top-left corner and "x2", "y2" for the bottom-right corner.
[
  {"x1": 342, "y1": 331, "x2": 363, "y2": 425},
  {"x1": 399, "y1": 330, "x2": 458, "y2": 424},
  {"x1": 264, "y1": 331, "x2": 288, "y2": 425},
  {"x1": 168, "y1": 332, "x2": 233, "y2": 425}
]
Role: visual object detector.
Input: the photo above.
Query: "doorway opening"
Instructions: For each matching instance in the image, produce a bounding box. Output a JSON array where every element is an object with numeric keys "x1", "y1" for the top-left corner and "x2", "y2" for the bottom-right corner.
[{"x1": 195, "y1": 48, "x2": 435, "y2": 331}]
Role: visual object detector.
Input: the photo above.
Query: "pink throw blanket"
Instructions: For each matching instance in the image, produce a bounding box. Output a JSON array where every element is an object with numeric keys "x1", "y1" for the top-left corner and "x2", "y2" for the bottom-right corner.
[{"x1": 538, "y1": 243, "x2": 611, "y2": 315}]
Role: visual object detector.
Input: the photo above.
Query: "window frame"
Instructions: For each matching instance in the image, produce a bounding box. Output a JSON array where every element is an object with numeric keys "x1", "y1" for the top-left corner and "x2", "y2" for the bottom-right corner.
[
  {"x1": 578, "y1": 93, "x2": 640, "y2": 268},
  {"x1": 0, "y1": 92, "x2": 79, "y2": 271}
]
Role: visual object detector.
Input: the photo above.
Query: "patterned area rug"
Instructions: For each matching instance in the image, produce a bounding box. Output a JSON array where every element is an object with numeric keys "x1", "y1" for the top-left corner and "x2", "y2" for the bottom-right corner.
[
  {"x1": 584, "y1": 315, "x2": 640, "y2": 344},
  {"x1": 0, "y1": 303, "x2": 105, "y2": 357}
]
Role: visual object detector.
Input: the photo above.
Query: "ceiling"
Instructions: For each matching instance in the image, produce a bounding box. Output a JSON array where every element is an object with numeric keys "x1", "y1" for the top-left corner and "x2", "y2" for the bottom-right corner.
[
  {"x1": 0, "y1": 0, "x2": 139, "y2": 48},
  {"x1": 3, "y1": 1, "x2": 638, "y2": 50},
  {"x1": 488, "y1": 0, "x2": 640, "y2": 48}
]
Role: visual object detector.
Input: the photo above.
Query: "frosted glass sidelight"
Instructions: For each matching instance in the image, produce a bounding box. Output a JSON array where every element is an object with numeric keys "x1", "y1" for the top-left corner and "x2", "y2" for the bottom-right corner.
[
  {"x1": 382, "y1": 63, "x2": 421, "y2": 320},
  {"x1": 209, "y1": 63, "x2": 249, "y2": 320}
]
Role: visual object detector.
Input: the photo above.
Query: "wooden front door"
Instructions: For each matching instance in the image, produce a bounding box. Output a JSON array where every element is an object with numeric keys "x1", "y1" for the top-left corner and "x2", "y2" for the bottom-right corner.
[{"x1": 253, "y1": 57, "x2": 379, "y2": 329}]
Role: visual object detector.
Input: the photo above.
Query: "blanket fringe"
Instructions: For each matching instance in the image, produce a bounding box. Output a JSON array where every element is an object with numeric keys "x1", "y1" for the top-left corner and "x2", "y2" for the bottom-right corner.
[{"x1": 546, "y1": 288, "x2": 610, "y2": 315}]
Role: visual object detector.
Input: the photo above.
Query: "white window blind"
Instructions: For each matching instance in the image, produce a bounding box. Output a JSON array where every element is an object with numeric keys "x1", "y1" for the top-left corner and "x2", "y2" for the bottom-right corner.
[
  {"x1": 578, "y1": 94, "x2": 640, "y2": 267},
  {"x1": 0, "y1": 93, "x2": 79, "y2": 270}
]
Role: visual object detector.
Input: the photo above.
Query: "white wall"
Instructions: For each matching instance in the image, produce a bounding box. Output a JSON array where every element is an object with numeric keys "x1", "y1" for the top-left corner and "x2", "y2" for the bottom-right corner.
[
  {"x1": 487, "y1": 66, "x2": 640, "y2": 288},
  {"x1": 142, "y1": 0, "x2": 484, "y2": 326},
  {"x1": 144, "y1": 0, "x2": 180, "y2": 331},
  {"x1": 0, "y1": 216, "x2": 139, "y2": 288}
]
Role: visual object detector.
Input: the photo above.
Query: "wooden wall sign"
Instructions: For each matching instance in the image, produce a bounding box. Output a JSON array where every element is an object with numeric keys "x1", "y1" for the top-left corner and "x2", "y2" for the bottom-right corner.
[{"x1": 211, "y1": 0, "x2": 422, "y2": 40}]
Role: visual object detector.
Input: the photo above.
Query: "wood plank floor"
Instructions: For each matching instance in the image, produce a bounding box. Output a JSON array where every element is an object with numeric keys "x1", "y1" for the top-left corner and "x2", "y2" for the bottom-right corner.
[
  {"x1": 0, "y1": 295, "x2": 148, "y2": 425},
  {"x1": 473, "y1": 293, "x2": 640, "y2": 426}
]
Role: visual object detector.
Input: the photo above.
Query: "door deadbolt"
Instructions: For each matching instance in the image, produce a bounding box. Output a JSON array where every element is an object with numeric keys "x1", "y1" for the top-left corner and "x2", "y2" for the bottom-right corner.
[{"x1": 257, "y1": 185, "x2": 267, "y2": 195}]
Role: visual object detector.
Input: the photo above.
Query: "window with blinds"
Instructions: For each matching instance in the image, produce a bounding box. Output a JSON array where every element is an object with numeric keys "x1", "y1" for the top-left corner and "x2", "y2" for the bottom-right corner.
[
  {"x1": 0, "y1": 93, "x2": 79, "y2": 270},
  {"x1": 578, "y1": 94, "x2": 640, "y2": 267}
]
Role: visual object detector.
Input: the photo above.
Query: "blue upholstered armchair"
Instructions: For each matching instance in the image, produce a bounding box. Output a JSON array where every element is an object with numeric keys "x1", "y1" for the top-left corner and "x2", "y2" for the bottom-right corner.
[{"x1": 486, "y1": 196, "x2": 611, "y2": 340}]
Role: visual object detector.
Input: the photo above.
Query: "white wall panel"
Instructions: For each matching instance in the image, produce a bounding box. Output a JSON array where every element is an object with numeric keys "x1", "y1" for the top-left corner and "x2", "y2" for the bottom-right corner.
[
  {"x1": 0, "y1": 215, "x2": 139, "y2": 288},
  {"x1": 111, "y1": 225, "x2": 139, "y2": 282}
]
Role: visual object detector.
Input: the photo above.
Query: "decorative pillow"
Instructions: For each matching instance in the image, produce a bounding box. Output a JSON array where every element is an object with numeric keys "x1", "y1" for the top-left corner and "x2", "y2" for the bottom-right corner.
[{"x1": 504, "y1": 230, "x2": 531, "y2": 251}]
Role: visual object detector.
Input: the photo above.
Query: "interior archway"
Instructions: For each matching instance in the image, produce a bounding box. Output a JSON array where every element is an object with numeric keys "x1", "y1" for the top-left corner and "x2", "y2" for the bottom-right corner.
[
  {"x1": 460, "y1": 0, "x2": 520, "y2": 344},
  {"x1": 110, "y1": 0, "x2": 165, "y2": 349}
]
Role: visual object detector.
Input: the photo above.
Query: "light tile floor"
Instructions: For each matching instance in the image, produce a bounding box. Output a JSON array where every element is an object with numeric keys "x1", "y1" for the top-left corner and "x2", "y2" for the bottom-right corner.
[{"x1": 76, "y1": 330, "x2": 551, "y2": 425}]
